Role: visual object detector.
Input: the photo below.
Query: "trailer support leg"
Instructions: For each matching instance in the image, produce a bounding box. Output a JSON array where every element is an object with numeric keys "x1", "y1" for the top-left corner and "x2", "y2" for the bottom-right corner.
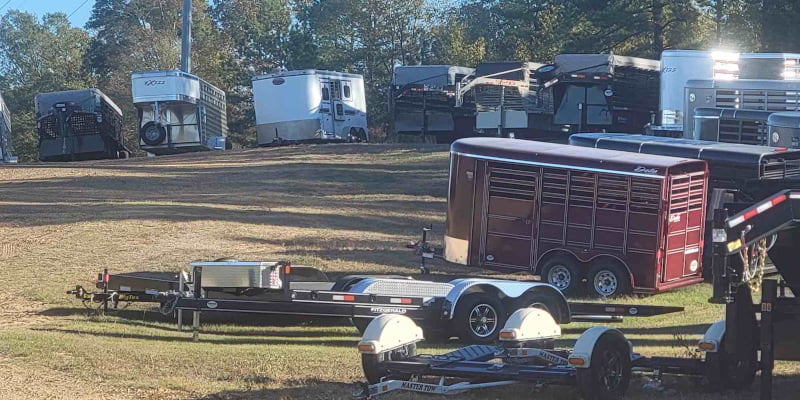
[
  {"x1": 177, "y1": 309, "x2": 183, "y2": 331},
  {"x1": 760, "y1": 279, "x2": 776, "y2": 400},
  {"x1": 192, "y1": 311, "x2": 200, "y2": 342}
]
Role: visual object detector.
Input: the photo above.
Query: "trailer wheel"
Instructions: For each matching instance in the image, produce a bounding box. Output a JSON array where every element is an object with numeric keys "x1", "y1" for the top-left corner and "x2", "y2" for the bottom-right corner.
[
  {"x1": 140, "y1": 122, "x2": 167, "y2": 146},
  {"x1": 576, "y1": 332, "x2": 631, "y2": 400},
  {"x1": 362, "y1": 343, "x2": 416, "y2": 384},
  {"x1": 515, "y1": 292, "x2": 565, "y2": 324},
  {"x1": 455, "y1": 293, "x2": 506, "y2": 343},
  {"x1": 541, "y1": 256, "x2": 584, "y2": 296},
  {"x1": 588, "y1": 262, "x2": 631, "y2": 297}
]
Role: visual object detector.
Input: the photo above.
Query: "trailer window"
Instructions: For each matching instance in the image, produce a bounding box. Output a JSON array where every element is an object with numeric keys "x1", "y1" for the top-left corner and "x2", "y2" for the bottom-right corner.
[
  {"x1": 322, "y1": 87, "x2": 330, "y2": 101},
  {"x1": 343, "y1": 84, "x2": 351, "y2": 99}
]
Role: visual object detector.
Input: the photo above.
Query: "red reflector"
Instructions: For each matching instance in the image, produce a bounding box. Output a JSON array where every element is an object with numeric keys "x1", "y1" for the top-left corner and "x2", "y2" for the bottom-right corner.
[
  {"x1": 104, "y1": 273, "x2": 110, "y2": 283},
  {"x1": 656, "y1": 249, "x2": 663, "y2": 259},
  {"x1": 576, "y1": 74, "x2": 586, "y2": 79},
  {"x1": 772, "y1": 195, "x2": 787, "y2": 206},
  {"x1": 344, "y1": 295, "x2": 355, "y2": 301},
  {"x1": 776, "y1": 147, "x2": 788, "y2": 152},
  {"x1": 744, "y1": 209, "x2": 759, "y2": 220},
  {"x1": 401, "y1": 298, "x2": 413, "y2": 304}
]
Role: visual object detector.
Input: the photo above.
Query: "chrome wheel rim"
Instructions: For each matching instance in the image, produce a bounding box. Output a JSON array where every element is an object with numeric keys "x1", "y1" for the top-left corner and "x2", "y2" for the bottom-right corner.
[
  {"x1": 547, "y1": 265, "x2": 572, "y2": 291},
  {"x1": 594, "y1": 270, "x2": 618, "y2": 297},
  {"x1": 468, "y1": 304, "x2": 498, "y2": 338}
]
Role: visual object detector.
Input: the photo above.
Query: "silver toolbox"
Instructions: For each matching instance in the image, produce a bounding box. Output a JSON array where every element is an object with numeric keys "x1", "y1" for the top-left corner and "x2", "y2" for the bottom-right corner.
[{"x1": 190, "y1": 261, "x2": 283, "y2": 289}]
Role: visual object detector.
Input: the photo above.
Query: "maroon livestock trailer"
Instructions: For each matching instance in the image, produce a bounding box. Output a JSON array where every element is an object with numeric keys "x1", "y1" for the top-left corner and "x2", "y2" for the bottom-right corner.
[{"x1": 444, "y1": 138, "x2": 709, "y2": 296}]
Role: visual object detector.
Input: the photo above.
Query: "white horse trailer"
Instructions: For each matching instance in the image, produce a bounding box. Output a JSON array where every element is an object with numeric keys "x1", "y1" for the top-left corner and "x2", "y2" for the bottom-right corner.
[
  {"x1": 252, "y1": 70, "x2": 368, "y2": 145},
  {"x1": 132, "y1": 70, "x2": 228, "y2": 155},
  {"x1": 0, "y1": 91, "x2": 16, "y2": 164}
]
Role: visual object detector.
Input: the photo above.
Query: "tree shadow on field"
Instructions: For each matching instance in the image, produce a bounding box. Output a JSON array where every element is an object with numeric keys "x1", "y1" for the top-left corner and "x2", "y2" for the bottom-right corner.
[{"x1": 194, "y1": 380, "x2": 357, "y2": 400}]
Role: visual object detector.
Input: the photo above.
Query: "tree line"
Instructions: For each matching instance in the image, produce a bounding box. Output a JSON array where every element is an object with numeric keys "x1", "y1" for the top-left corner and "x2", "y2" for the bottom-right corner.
[{"x1": 1, "y1": 0, "x2": 798, "y2": 161}]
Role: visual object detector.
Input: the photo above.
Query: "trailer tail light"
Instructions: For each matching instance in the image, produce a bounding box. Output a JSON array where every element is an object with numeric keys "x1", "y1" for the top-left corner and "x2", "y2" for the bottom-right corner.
[
  {"x1": 698, "y1": 341, "x2": 717, "y2": 352},
  {"x1": 568, "y1": 357, "x2": 586, "y2": 366},
  {"x1": 499, "y1": 330, "x2": 517, "y2": 340},
  {"x1": 390, "y1": 298, "x2": 413, "y2": 304},
  {"x1": 727, "y1": 194, "x2": 788, "y2": 228},
  {"x1": 332, "y1": 295, "x2": 356, "y2": 302},
  {"x1": 357, "y1": 343, "x2": 376, "y2": 353},
  {"x1": 284, "y1": 264, "x2": 291, "y2": 275}
]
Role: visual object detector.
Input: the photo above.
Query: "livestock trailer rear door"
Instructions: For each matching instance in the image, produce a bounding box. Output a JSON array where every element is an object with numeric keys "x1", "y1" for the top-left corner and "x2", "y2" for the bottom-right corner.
[
  {"x1": 662, "y1": 172, "x2": 706, "y2": 281},
  {"x1": 319, "y1": 78, "x2": 335, "y2": 133},
  {"x1": 480, "y1": 161, "x2": 538, "y2": 269}
]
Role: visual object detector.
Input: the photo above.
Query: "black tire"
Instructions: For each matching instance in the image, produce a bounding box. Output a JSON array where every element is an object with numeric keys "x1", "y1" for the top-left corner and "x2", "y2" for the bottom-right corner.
[
  {"x1": 541, "y1": 256, "x2": 584, "y2": 297},
  {"x1": 576, "y1": 333, "x2": 631, "y2": 400},
  {"x1": 362, "y1": 343, "x2": 416, "y2": 384},
  {"x1": 359, "y1": 128, "x2": 368, "y2": 142},
  {"x1": 587, "y1": 262, "x2": 632, "y2": 297},
  {"x1": 352, "y1": 318, "x2": 371, "y2": 335},
  {"x1": 536, "y1": 63, "x2": 561, "y2": 84},
  {"x1": 454, "y1": 293, "x2": 506, "y2": 344},
  {"x1": 514, "y1": 292, "x2": 565, "y2": 324},
  {"x1": 705, "y1": 339, "x2": 757, "y2": 391},
  {"x1": 140, "y1": 121, "x2": 167, "y2": 146}
]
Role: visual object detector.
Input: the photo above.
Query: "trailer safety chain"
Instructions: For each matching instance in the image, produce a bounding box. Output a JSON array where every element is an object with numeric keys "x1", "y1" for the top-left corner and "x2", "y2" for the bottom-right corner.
[
  {"x1": 739, "y1": 238, "x2": 767, "y2": 293},
  {"x1": 158, "y1": 294, "x2": 180, "y2": 316}
]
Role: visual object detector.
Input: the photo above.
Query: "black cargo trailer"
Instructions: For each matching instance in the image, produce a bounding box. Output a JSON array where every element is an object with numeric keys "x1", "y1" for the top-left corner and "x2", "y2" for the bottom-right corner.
[{"x1": 36, "y1": 89, "x2": 130, "y2": 162}]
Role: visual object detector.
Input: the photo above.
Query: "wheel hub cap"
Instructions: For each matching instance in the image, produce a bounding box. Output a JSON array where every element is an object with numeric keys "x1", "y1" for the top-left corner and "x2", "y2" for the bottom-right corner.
[
  {"x1": 548, "y1": 265, "x2": 572, "y2": 290},
  {"x1": 469, "y1": 304, "x2": 498, "y2": 338},
  {"x1": 594, "y1": 271, "x2": 618, "y2": 296}
]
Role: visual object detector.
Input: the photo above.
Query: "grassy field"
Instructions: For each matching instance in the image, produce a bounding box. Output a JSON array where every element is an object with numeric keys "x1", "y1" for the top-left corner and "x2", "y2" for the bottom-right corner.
[{"x1": 0, "y1": 143, "x2": 798, "y2": 399}]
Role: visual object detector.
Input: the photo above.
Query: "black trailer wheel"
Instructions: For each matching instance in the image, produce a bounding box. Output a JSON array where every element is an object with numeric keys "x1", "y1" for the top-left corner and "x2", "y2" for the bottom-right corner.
[
  {"x1": 362, "y1": 343, "x2": 417, "y2": 384},
  {"x1": 587, "y1": 262, "x2": 631, "y2": 297},
  {"x1": 541, "y1": 256, "x2": 584, "y2": 297},
  {"x1": 515, "y1": 292, "x2": 566, "y2": 324},
  {"x1": 455, "y1": 293, "x2": 507, "y2": 344},
  {"x1": 352, "y1": 318, "x2": 371, "y2": 335},
  {"x1": 576, "y1": 332, "x2": 631, "y2": 400},
  {"x1": 705, "y1": 340, "x2": 757, "y2": 391},
  {"x1": 140, "y1": 122, "x2": 167, "y2": 146}
]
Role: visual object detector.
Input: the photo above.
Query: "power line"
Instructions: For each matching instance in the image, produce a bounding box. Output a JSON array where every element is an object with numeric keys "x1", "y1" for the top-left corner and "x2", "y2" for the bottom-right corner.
[
  {"x1": 0, "y1": 0, "x2": 14, "y2": 14},
  {"x1": 68, "y1": 0, "x2": 92, "y2": 19}
]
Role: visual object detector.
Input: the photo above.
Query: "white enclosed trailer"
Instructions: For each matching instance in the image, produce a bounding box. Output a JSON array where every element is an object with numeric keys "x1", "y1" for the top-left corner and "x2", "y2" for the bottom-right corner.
[
  {"x1": 252, "y1": 70, "x2": 368, "y2": 145},
  {"x1": 0, "y1": 91, "x2": 16, "y2": 163},
  {"x1": 131, "y1": 70, "x2": 228, "y2": 155}
]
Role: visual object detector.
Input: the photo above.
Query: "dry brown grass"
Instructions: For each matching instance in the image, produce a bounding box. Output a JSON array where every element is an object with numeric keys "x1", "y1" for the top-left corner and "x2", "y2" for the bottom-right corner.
[{"x1": 0, "y1": 143, "x2": 797, "y2": 399}]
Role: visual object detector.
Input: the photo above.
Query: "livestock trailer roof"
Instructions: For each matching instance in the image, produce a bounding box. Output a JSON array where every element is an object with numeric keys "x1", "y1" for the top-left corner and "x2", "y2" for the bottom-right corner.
[
  {"x1": 392, "y1": 65, "x2": 474, "y2": 86},
  {"x1": 686, "y1": 78, "x2": 800, "y2": 90},
  {"x1": 554, "y1": 54, "x2": 661, "y2": 73},
  {"x1": 35, "y1": 88, "x2": 123, "y2": 117},
  {"x1": 451, "y1": 137, "x2": 704, "y2": 178},
  {"x1": 252, "y1": 69, "x2": 363, "y2": 81},
  {"x1": 132, "y1": 69, "x2": 200, "y2": 81},
  {"x1": 569, "y1": 133, "x2": 800, "y2": 181},
  {"x1": 475, "y1": 62, "x2": 544, "y2": 80},
  {"x1": 768, "y1": 112, "x2": 800, "y2": 128}
]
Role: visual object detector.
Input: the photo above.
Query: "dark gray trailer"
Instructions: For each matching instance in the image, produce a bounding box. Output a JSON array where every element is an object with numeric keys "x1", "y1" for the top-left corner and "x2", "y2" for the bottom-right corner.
[
  {"x1": 0, "y1": 91, "x2": 16, "y2": 163},
  {"x1": 390, "y1": 65, "x2": 475, "y2": 143},
  {"x1": 460, "y1": 55, "x2": 660, "y2": 140},
  {"x1": 36, "y1": 89, "x2": 130, "y2": 162}
]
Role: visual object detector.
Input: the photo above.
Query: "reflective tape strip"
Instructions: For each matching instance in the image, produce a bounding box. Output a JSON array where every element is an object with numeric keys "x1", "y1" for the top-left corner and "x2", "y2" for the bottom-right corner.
[
  {"x1": 332, "y1": 295, "x2": 355, "y2": 301},
  {"x1": 791, "y1": 193, "x2": 800, "y2": 199},
  {"x1": 728, "y1": 194, "x2": 788, "y2": 227},
  {"x1": 389, "y1": 298, "x2": 413, "y2": 304},
  {"x1": 728, "y1": 215, "x2": 746, "y2": 228}
]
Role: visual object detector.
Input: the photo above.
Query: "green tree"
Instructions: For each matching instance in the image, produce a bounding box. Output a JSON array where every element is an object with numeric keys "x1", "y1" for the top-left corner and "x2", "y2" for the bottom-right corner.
[{"x1": 0, "y1": 11, "x2": 93, "y2": 161}]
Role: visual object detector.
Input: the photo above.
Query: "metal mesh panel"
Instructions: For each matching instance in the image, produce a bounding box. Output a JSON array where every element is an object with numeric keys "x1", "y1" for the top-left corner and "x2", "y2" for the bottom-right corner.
[{"x1": 360, "y1": 279, "x2": 453, "y2": 297}]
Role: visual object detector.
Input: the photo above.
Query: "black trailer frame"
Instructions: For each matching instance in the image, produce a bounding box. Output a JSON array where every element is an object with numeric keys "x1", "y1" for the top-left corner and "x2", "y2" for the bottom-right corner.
[{"x1": 69, "y1": 261, "x2": 682, "y2": 342}]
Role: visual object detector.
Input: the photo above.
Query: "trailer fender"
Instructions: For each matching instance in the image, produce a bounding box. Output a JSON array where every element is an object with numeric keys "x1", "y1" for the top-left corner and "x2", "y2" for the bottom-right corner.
[
  {"x1": 499, "y1": 308, "x2": 561, "y2": 342},
  {"x1": 445, "y1": 280, "x2": 569, "y2": 323},
  {"x1": 569, "y1": 327, "x2": 629, "y2": 368},
  {"x1": 357, "y1": 314, "x2": 423, "y2": 355},
  {"x1": 698, "y1": 320, "x2": 726, "y2": 353}
]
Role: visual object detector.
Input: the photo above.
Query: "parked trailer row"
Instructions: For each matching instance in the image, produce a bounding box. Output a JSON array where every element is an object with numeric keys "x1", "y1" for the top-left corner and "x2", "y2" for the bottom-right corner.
[
  {"x1": 68, "y1": 261, "x2": 681, "y2": 344},
  {"x1": 357, "y1": 189, "x2": 800, "y2": 400}
]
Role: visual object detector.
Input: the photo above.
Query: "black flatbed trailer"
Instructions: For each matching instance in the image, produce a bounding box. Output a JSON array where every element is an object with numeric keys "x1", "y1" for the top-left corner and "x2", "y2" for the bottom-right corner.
[{"x1": 68, "y1": 261, "x2": 683, "y2": 342}]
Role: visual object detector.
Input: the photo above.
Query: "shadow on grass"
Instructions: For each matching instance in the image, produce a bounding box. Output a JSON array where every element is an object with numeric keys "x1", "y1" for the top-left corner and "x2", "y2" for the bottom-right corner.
[
  {"x1": 194, "y1": 380, "x2": 359, "y2": 400},
  {"x1": 33, "y1": 327, "x2": 359, "y2": 347},
  {"x1": 561, "y1": 323, "x2": 711, "y2": 336}
]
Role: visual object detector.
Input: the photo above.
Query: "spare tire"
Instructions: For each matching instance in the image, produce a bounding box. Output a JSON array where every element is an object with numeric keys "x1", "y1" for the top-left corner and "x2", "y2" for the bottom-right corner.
[
  {"x1": 536, "y1": 64, "x2": 561, "y2": 85},
  {"x1": 140, "y1": 121, "x2": 167, "y2": 146}
]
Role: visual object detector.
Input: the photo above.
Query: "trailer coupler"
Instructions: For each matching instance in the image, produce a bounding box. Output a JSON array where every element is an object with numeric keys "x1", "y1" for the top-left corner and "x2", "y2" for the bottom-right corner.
[{"x1": 354, "y1": 377, "x2": 517, "y2": 399}]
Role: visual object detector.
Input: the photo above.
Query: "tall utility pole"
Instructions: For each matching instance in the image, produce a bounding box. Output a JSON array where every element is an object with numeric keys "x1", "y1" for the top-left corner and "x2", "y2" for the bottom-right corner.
[{"x1": 180, "y1": 0, "x2": 192, "y2": 73}]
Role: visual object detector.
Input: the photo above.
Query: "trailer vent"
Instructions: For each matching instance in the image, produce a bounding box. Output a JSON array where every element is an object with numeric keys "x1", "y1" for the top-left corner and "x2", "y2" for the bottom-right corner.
[
  {"x1": 487, "y1": 162, "x2": 537, "y2": 201},
  {"x1": 715, "y1": 89, "x2": 800, "y2": 112},
  {"x1": 718, "y1": 118, "x2": 768, "y2": 145},
  {"x1": 761, "y1": 157, "x2": 800, "y2": 180}
]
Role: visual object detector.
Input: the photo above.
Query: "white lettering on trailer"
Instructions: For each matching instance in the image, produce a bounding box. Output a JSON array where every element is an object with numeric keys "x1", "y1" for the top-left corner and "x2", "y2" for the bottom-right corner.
[
  {"x1": 669, "y1": 214, "x2": 681, "y2": 223},
  {"x1": 369, "y1": 307, "x2": 407, "y2": 314},
  {"x1": 634, "y1": 166, "x2": 659, "y2": 174},
  {"x1": 401, "y1": 382, "x2": 438, "y2": 393}
]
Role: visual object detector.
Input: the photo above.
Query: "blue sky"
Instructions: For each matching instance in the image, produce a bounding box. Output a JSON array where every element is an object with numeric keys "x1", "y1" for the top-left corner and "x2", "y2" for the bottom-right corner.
[{"x1": 0, "y1": 0, "x2": 95, "y2": 28}]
